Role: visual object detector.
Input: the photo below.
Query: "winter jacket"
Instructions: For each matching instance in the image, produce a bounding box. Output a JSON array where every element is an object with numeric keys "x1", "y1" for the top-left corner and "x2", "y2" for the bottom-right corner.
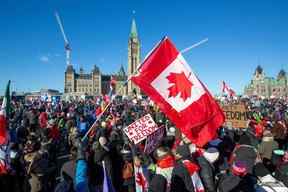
[
  {"x1": 196, "y1": 156, "x2": 216, "y2": 192},
  {"x1": 170, "y1": 161, "x2": 195, "y2": 192},
  {"x1": 93, "y1": 142, "x2": 113, "y2": 182},
  {"x1": 256, "y1": 174, "x2": 288, "y2": 192},
  {"x1": 48, "y1": 125, "x2": 60, "y2": 141},
  {"x1": 39, "y1": 112, "x2": 48, "y2": 129},
  {"x1": 28, "y1": 110, "x2": 38, "y2": 126},
  {"x1": 217, "y1": 173, "x2": 255, "y2": 192},
  {"x1": 258, "y1": 136, "x2": 278, "y2": 160},
  {"x1": 148, "y1": 174, "x2": 167, "y2": 192},
  {"x1": 155, "y1": 155, "x2": 175, "y2": 188},
  {"x1": 75, "y1": 160, "x2": 89, "y2": 192},
  {"x1": 272, "y1": 122, "x2": 286, "y2": 140},
  {"x1": 274, "y1": 162, "x2": 288, "y2": 187}
]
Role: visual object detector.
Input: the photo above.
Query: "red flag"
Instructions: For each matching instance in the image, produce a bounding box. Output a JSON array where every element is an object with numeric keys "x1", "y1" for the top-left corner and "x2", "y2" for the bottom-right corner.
[
  {"x1": 0, "y1": 113, "x2": 8, "y2": 145},
  {"x1": 222, "y1": 81, "x2": 227, "y2": 93},
  {"x1": 222, "y1": 81, "x2": 236, "y2": 97},
  {"x1": 131, "y1": 37, "x2": 224, "y2": 146},
  {"x1": 110, "y1": 76, "x2": 117, "y2": 88}
]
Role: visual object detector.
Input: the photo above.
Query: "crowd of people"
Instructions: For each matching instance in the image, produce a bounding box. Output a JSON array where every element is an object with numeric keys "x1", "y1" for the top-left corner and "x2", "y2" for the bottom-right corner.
[{"x1": 0, "y1": 95, "x2": 288, "y2": 192}]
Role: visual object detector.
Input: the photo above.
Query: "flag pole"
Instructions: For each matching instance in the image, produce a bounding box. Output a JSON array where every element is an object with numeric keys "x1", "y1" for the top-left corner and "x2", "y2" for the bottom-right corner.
[
  {"x1": 81, "y1": 37, "x2": 208, "y2": 141},
  {"x1": 180, "y1": 38, "x2": 208, "y2": 54},
  {"x1": 81, "y1": 102, "x2": 112, "y2": 141}
]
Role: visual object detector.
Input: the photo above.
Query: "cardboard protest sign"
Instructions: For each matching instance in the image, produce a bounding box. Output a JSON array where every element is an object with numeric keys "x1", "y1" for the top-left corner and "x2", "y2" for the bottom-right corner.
[
  {"x1": 144, "y1": 125, "x2": 165, "y2": 154},
  {"x1": 123, "y1": 114, "x2": 158, "y2": 144},
  {"x1": 222, "y1": 104, "x2": 249, "y2": 128}
]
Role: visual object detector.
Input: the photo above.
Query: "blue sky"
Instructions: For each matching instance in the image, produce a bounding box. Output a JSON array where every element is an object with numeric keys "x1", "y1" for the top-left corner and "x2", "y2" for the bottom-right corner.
[{"x1": 0, "y1": 0, "x2": 288, "y2": 95}]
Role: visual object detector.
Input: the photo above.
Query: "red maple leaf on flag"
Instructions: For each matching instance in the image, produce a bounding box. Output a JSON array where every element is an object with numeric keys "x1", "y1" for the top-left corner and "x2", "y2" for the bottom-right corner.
[
  {"x1": 166, "y1": 71, "x2": 193, "y2": 101},
  {"x1": 136, "y1": 172, "x2": 146, "y2": 191}
]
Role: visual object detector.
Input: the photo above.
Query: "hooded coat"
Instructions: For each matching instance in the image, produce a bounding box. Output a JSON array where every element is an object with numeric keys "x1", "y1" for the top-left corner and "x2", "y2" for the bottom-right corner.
[
  {"x1": 75, "y1": 160, "x2": 89, "y2": 192},
  {"x1": 170, "y1": 161, "x2": 195, "y2": 192},
  {"x1": 196, "y1": 156, "x2": 216, "y2": 192},
  {"x1": 258, "y1": 135, "x2": 278, "y2": 160}
]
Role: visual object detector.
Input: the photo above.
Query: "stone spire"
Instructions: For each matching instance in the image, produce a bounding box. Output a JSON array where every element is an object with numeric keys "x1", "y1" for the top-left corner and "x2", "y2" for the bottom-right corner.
[
  {"x1": 277, "y1": 69, "x2": 286, "y2": 80},
  {"x1": 127, "y1": 18, "x2": 140, "y2": 95},
  {"x1": 130, "y1": 19, "x2": 138, "y2": 38}
]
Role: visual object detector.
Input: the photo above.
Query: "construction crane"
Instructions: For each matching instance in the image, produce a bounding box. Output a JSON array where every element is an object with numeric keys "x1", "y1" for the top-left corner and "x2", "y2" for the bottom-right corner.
[{"x1": 55, "y1": 11, "x2": 71, "y2": 66}]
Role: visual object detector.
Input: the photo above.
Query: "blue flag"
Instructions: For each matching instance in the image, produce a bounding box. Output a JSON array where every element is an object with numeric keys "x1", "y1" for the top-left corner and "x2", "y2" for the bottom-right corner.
[{"x1": 102, "y1": 161, "x2": 115, "y2": 192}]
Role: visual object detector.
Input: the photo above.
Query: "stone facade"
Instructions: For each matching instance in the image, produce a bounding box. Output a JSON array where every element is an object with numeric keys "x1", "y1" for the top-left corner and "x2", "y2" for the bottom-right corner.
[
  {"x1": 64, "y1": 65, "x2": 127, "y2": 96},
  {"x1": 64, "y1": 18, "x2": 142, "y2": 96},
  {"x1": 127, "y1": 19, "x2": 141, "y2": 95},
  {"x1": 244, "y1": 65, "x2": 288, "y2": 98}
]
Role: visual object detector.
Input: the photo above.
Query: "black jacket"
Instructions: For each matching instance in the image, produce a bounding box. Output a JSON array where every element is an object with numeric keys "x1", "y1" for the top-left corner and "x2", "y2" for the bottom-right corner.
[
  {"x1": 170, "y1": 161, "x2": 195, "y2": 192},
  {"x1": 148, "y1": 174, "x2": 167, "y2": 192},
  {"x1": 217, "y1": 173, "x2": 256, "y2": 192},
  {"x1": 275, "y1": 162, "x2": 288, "y2": 187},
  {"x1": 196, "y1": 156, "x2": 216, "y2": 192}
]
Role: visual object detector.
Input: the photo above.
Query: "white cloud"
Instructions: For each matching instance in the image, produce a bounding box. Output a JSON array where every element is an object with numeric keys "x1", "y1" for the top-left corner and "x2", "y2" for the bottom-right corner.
[{"x1": 40, "y1": 55, "x2": 49, "y2": 63}]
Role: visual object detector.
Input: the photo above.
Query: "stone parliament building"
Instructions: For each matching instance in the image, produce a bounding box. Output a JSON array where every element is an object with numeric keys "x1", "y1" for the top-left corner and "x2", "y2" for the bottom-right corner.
[
  {"x1": 64, "y1": 18, "x2": 140, "y2": 96},
  {"x1": 244, "y1": 65, "x2": 288, "y2": 98}
]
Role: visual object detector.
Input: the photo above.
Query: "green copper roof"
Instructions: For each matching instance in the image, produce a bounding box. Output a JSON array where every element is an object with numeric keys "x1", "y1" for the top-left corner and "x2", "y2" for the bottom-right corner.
[{"x1": 130, "y1": 19, "x2": 138, "y2": 38}]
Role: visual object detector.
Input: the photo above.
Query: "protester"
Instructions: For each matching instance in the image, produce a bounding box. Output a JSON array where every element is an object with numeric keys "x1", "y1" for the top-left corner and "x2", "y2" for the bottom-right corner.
[{"x1": 0, "y1": 94, "x2": 288, "y2": 192}]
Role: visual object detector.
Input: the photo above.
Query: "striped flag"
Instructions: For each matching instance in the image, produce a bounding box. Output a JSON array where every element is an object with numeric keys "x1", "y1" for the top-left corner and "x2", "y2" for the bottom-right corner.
[
  {"x1": 0, "y1": 80, "x2": 11, "y2": 145},
  {"x1": 1, "y1": 80, "x2": 11, "y2": 117},
  {"x1": 222, "y1": 81, "x2": 236, "y2": 97},
  {"x1": 134, "y1": 165, "x2": 148, "y2": 192},
  {"x1": 108, "y1": 76, "x2": 117, "y2": 99}
]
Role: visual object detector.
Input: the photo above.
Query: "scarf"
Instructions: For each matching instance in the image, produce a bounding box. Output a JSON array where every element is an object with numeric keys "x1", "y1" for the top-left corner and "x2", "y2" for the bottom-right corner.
[
  {"x1": 156, "y1": 155, "x2": 175, "y2": 190},
  {"x1": 182, "y1": 160, "x2": 205, "y2": 192}
]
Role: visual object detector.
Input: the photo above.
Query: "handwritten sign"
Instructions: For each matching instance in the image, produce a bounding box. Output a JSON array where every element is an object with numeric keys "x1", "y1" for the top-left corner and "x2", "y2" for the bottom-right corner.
[
  {"x1": 123, "y1": 114, "x2": 158, "y2": 144},
  {"x1": 222, "y1": 104, "x2": 249, "y2": 128},
  {"x1": 144, "y1": 126, "x2": 165, "y2": 154}
]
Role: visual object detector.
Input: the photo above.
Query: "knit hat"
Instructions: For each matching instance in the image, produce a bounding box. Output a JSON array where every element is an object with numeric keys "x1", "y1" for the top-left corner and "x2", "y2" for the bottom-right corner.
[
  {"x1": 203, "y1": 147, "x2": 220, "y2": 164},
  {"x1": 254, "y1": 163, "x2": 270, "y2": 177},
  {"x1": 208, "y1": 139, "x2": 222, "y2": 147},
  {"x1": 231, "y1": 160, "x2": 248, "y2": 177}
]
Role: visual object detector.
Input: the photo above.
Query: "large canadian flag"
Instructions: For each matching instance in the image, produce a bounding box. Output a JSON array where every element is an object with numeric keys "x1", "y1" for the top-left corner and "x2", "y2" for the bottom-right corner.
[{"x1": 131, "y1": 37, "x2": 224, "y2": 147}]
